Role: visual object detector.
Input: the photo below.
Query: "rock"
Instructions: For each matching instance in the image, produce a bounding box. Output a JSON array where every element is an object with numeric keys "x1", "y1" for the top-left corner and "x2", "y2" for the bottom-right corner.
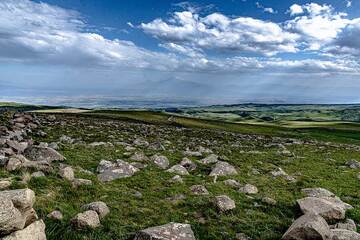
[
  {"x1": 282, "y1": 214, "x2": 331, "y2": 240},
  {"x1": 6, "y1": 140, "x2": 28, "y2": 153},
  {"x1": 190, "y1": 185, "x2": 209, "y2": 195},
  {"x1": 332, "y1": 219, "x2": 357, "y2": 231},
  {"x1": 88, "y1": 142, "x2": 112, "y2": 147},
  {"x1": 166, "y1": 194, "x2": 186, "y2": 203},
  {"x1": 214, "y1": 195, "x2": 236, "y2": 212},
  {"x1": 5, "y1": 156, "x2": 24, "y2": 171},
  {"x1": 150, "y1": 155, "x2": 169, "y2": 169},
  {"x1": 166, "y1": 165, "x2": 189, "y2": 175},
  {"x1": 59, "y1": 135, "x2": 74, "y2": 144},
  {"x1": 59, "y1": 166, "x2": 74, "y2": 181},
  {"x1": 236, "y1": 233, "x2": 250, "y2": 240},
  {"x1": 71, "y1": 210, "x2": 100, "y2": 229},
  {"x1": 297, "y1": 197, "x2": 346, "y2": 221},
  {"x1": 262, "y1": 197, "x2": 277, "y2": 205},
  {"x1": 224, "y1": 179, "x2": 241, "y2": 188},
  {"x1": 1, "y1": 220, "x2": 46, "y2": 240},
  {"x1": 72, "y1": 178, "x2": 92, "y2": 187},
  {"x1": 302, "y1": 188, "x2": 336, "y2": 198},
  {"x1": 24, "y1": 146, "x2": 64, "y2": 162},
  {"x1": 31, "y1": 171, "x2": 45, "y2": 178},
  {"x1": 48, "y1": 142, "x2": 59, "y2": 150},
  {"x1": 239, "y1": 184, "x2": 258, "y2": 194},
  {"x1": 134, "y1": 222, "x2": 195, "y2": 240},
  {"x1": 0, "y1": 189, "x2": 36, "y2": 235},
  {"x1": 0, "y1": 180, "x2": 11, "y2": 190},
  {"x1": 199, "y1": 154, "x2": 218, "y2": 164},
  {"x1": 169, "y1": 175, "x2": 183, "y2": 183},
  {"x1": 346, "y1": 159, "x2": 360, "y2": 169},
  {"x1": 179, "y1": 158, "x2": 197, "y2": 172},
  {"x1": 209, "y1": 161, "x2": 237, "y2": 176},
  {"x1": 97, "y1": 160, "x2": 139, "y2": 182},
  {"x1": 130, "y1": 152, "x2": 149, "y2": 162},
  {"x1": 133, "y1": 139, "x2": 149, "y2": 147},
  {"x1": 270, "y1": 167, "x2": 288, "y2": 177},
  {"x1": 331, "y1": 229, "x2": 360, "y2": 240},
  {"x1": 82, "y1": 201, "x2": 110, "y2": 219},
  {"x1": 47, "y1": 210, "x2": 63, "y2": 220},
  {"x1": 183, "y1": 150, "x2": 202, "y2": 157}
]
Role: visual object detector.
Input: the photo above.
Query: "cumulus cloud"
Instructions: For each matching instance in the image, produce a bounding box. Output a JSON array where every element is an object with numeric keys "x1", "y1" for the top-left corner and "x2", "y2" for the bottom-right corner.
[
  {"x1": 0, "y1": 0, "x2": 359, "y2": 77},
  {"x1": 141, "y1": 11, "x2": 298, "y2": 56},
  {"x1": 255, "y1": 2, "x2": 276, "y2": 14},
  {"x1": 288, "y1": 4, "x2": 304, "y2": 16}
]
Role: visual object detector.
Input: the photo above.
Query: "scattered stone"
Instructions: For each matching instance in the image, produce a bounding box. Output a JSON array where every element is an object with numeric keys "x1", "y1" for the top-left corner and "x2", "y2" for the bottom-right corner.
[
  {"x1": 190, "y1": 185, "x2": 209, "y2": 195},
  {"x1": 346, "y1": 159, "x2": 360, "y2": 169},
  {"x1": 199, "y1": 154, "x2": 218, "y2": 164},
  {"x1": 282, "y1": 214, "x2": 331, "y2": 240},
  {"x1": 332, "y1": 219, "x2": 357, "y2": 231},
  {"x1": 72, "y1": 178, "x2": 92, "y2": 187},
  {"x1": 134, "y1": 222, "x2": 195, "y2": 240},
  {"x1": 133, "y1": 138, "x2": 149, "y2": 147},
  {"x1": 331, "y1": 229, "x2": 360, "y2": 240},
  {"x1": 166, "y1": 194, "x2": 186, "y2": 203},
  {"x1": 166, "y1": 165, "x2": 189, "y2": 175},
  {"x1": 179, "y1": 157, "x2": 197, "y2": 172},
  {"x1": 297, "y1": 197, "x2": 346, "y2": 221},
  {"x1": 214, "y1": 195, "x2": 236, "y2": 212},
  {"x1": 1, "y1": 220, "x2": 46, "y2": 240},
  {"x1": 6, "y1": 140, "x2": 28, "y2": 153},
  {"x1": 224, "y1": 179, "x2": 241, "y2": 188},
  {"x1": 59, "y1": 166, "x2": 75, "y2": 181},
  {"x1": 71, "y1": 210, "x2": 101, "y2": 229},
  {"x1": 6, "y1": 155, "x2": 25, "y2": 171},
  {"x1": 302, "y1": 188, "x2": 336, "y2": 198},
  {"x1": 130, "y1": 152, "x2": 149, "y2": 162},
  {"x1": 97, "y1": 159, "x2": 139, "y2": 182},
  {"x1": 24, "y1": 146, "x2": 65, "y2": 162},
  {"x1": 209, "y1": 161, "x2": 238, "y2": 176},
  {"x1": 236, "y1": 233, "x2": 250, "y2": 240},
  {"x1": 47, "y1": 210, "x2": 63, "y2": 220},
  {"x1": 150, "y1": 154, "x2": 169, "y2": 169},
  {"x1": 239, "y1": 184, "x2": 258, "y2": 194},
  {"x1": 183, "y1": 150, "x2": 202, "y2": 157},
  {"x1": 31, "y1": 171, "x2": 45, "y2": 178},
  {"x1": 82, "y1": 201, "x2": 110, "y2": 219}
]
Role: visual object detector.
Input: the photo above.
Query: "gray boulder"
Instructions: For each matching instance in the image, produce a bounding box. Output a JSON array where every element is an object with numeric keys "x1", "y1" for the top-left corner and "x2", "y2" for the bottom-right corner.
[
  {"x1": 209, "y1": 161, "x2": 237, "y2": 177},
  {"x1": 25, "y1": 146, "x2": 64, "y2": 162},
  {"x1": 190, "y1": 185, "x2": 209, "y2": 195},
  {"x1": 239, "y1": 184, "x2": 258, "y2": 194},
  {"x1": 179, "y1": 158, "x2": 197, "y2": 172},
  {"x1": 282, "y1": 214, "x2": 332, "y2": 240},
  {"x1": 297, "y1": 197, "x2": 346, "y2": 221},
  {"x1": 150, "y1": 155, "x2": 169, "y2": 169},
  {"x1": 59, "y1": 166, "x2": 74, "y2": 181},
  {"x1": 199, "y1": 154, "x2": 218, "y2": 164},
  {"x1": 47, "y1": 210, "x2": 63, "y2": 220},
  {"x1": 166, "y1": 165, "x2": 189, "y2": 175},
  {"x1": 97, "y1": 160, "x2": 139, "y2": 182},
  {"x1": 331, "y1": 229, "x2": 360, "y2": 240},
  {"x1": 214, "y1": 195, "x2": 236, "y2": 212},
  {"x1": 346, "y1": 160, "x2": 360, "y2": 169},
  {"x1": 82, "y1": 201, "x2": 110, "y2": 219},
  {"x1": 1, "y1": 220, "x2": 46, "y2": 240},
  {"x1": 134, "y1": 222, "x2": 195, "y2": 240},
  {"x1": 71, "y1": 210, "x2": 100, "y2": 229}
]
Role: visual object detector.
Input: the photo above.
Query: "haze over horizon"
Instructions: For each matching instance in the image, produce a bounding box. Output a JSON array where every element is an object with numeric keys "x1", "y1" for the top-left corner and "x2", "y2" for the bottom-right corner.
[{"x1": 1, "y1": 0, "x2": 360, "y2": 106}]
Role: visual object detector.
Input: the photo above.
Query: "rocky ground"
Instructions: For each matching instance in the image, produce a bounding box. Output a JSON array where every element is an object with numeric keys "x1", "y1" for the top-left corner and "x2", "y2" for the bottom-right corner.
[{"x1": 0, "y1": 111, "x2": 360, "y2": 239}]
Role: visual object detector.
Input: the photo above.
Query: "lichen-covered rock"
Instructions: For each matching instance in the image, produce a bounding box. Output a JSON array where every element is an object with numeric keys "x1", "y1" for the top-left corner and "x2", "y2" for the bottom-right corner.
[
  {"x1": 71, "y1": 210, "x2": 100, "y2": 229},
  {"x1": 130, "y1": 152, "x2": 149, "y2": 162},
  {"x1": 214, "y1": 195, "x2": 236, "y2": 212},
  {"x1": 179, "y1": 158, "x2": 197, "y2": 172},
  {"x1": 59, "y1": 166, "x2": 74, "y2": 181},
  {"x1": 150, "y1": 155, "x2": 169, "y2": 169},
  {"x1": 297, "y1": 197, "x2": 346, "y2": 221},
  {"x1": 47, "y1": 210, "x2": 63, "y2": 220},
  {"x1": 97, "y1": 160, "x2": 139, "y2": 182},
  {"x1": 332, "y1": 219, "x2": 357, "y2": 231},
  {"x1": 331, "y1": 229, "x2": 360, "y2": 240},
  {"x1": 82, "y1": 201, "x2": 110, "y2": 219},
  {"x1": 282, "y1": 214, "x2": 331, "y2": 240},
  {"x1": 223, "y1": 179, "x2": 241, "y2": 188},
  {"x1": 166, "y1": 165, "x2": 189, "y2": 175},
  {"x1": 72, "y1": 178, "x2": 92, "y2": 187},
  {"x1": 1, "y1": 220, "x2": 46, "y2": 240},
  {"x1": 190, "y1": 185, "x2": 209, "y2": 195},
  {"x1": 134, "y1": 222, "x2": 196, "y2": 240},
  {"x1": 239, "y1": 184, "x2": 258, "y2": 194},
  {"x1": 199, "y1": 154, "x2": 218, "y2": 164},
  {"x1": 209, "y1": 161, "x2": 237, "y2": 176},
  {"x1": 25, "y1": 146, "x2": 64, "y2": 162}
]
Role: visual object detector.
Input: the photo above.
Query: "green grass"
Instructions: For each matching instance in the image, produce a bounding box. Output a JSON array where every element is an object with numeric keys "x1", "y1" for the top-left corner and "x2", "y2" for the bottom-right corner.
[{"x1": 7, "y1": 111, "x2": 357, "y2": 240}]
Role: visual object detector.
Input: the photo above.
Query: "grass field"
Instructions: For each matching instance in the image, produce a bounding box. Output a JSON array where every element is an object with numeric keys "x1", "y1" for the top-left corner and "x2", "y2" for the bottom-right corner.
[{"x1": 1, "y1": 104, "x2": 360, "y2": 239}]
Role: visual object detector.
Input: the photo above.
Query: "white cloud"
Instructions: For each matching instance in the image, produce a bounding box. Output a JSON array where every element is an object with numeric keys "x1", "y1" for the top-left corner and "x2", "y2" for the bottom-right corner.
[
  {"x1": 288, "y1": 4, "x2": 304, "y2": 16},
  {"x1": 256, "y1": 2, "x2": 276, "y2": 14},
  {"x1": 346, "y1": 1, "x2": 352, "y2": 8},
  {"x1": 141, "y1": 11, "x2": 298, "y2": 56}
]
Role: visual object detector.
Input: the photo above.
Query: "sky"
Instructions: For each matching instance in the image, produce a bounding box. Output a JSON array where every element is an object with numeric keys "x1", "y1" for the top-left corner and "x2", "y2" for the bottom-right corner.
[{"x1": 1, "y1": 0, "x2": 360, "y2": 106}]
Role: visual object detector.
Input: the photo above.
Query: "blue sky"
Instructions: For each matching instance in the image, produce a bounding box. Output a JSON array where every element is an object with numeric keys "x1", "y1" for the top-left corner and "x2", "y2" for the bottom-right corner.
[{"x1": 1, "y1": 0, "x2": 360, "y2": 105}]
